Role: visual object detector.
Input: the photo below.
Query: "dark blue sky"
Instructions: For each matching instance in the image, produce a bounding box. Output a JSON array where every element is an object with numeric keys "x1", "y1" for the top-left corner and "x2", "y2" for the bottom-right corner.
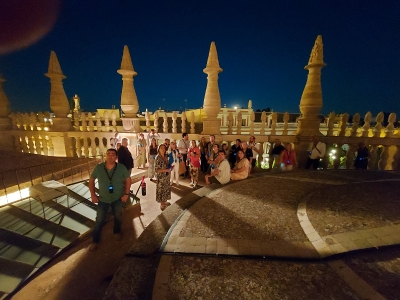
[{"x1": 1, "y1": 0, "x2": 399, "y2": 117}]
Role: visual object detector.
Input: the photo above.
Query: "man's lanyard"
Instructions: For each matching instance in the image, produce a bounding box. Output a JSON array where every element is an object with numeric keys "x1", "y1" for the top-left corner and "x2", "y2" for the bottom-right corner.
[{"x1": 104, "y1": 163, "x2": 117, "y2": 184}]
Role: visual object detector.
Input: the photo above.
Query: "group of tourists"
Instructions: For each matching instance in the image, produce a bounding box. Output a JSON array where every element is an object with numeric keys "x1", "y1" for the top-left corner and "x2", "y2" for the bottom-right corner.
[{"x1": 88, "y1": 131, "x2": 371, "y2": 252}]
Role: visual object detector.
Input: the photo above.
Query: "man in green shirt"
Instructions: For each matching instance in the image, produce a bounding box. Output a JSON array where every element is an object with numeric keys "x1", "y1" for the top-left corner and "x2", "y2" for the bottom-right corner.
[{"x1": 88, "y1": 148, "x2": 131, "y2": 251}]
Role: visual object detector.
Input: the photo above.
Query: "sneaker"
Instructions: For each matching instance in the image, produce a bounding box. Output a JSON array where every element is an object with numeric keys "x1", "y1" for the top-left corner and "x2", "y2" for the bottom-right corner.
[
  {"x1": 114, "y1": 233, "x2": 122, "y2": 241},
  {"x1": 88, "y1": 243, "x2": 98, "y2": 252},
  {"x1": 189, "y1": 181, "x2": 194, "y2": 186}
]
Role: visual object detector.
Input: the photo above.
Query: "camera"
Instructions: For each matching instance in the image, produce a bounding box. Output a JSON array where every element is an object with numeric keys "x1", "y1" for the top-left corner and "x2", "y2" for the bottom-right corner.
[{"x1": 108, "y1": 185, "x2": 114, "y2": 194}]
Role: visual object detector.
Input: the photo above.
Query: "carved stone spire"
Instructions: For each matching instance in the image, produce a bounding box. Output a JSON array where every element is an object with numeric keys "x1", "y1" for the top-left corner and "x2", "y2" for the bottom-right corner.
[
  {"x1": 118, "y1": 45, "x2": 139, "y2": 118},
  {"x1": 202, "y1": 41, "x2": 223, "y2": 134},
  {"x1": 45, "y1": 51, "x2": 70, "y2": 117},
  {"x1": 296, "y1": 35, "x2": 326, "y2": 136}
]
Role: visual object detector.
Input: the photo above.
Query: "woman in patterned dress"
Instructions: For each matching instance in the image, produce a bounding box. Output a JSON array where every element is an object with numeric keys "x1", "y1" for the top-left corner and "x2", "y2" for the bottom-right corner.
[
  {"x1": 148, "y1": 137, "x2": 158, "y2": 180},
  {"x1": 155, "y1": 144, "x2": 172, "y2": 210}
]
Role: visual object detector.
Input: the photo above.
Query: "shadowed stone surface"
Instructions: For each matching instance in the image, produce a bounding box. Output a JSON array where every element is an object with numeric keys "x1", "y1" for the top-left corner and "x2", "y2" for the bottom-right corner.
[{"x1": 105, "y1": 170, "x2": 400, "y2": 299}]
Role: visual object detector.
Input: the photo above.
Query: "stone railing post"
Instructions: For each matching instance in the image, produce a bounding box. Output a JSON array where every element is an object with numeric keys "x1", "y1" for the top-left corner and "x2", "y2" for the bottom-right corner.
[
  {"x1": 154, "y1": 111, "x2": 159, "y2": 132},
  {"x1": 163, "y1": 112, "x2": 168, "y2": 133},
  {"x1": 260, "y1": 111, "x2": 266, "y2": 135},
  {"x1": 270, "y1": 112, "x2": 277, "y2": 135},
  {"x1": 227, "y1": 112, "x2": 233, "y2": 135},
  {"x1": 81, "y1": 112, "x2": 87, "y2": 132},
  {"x1": 237, "y1": 112, "x2": 242, "y2": 134},
  {"x1": 362, "y1": 112, "x2": 371, "y2": 137},
  {"x1": 89, "y1": 113, "x2": 95, "y2": 131},
  {"x1": 145, "y1": 109, "x2": 151, "y2": 132},
  {"x1": 351, "y1": 113, "x2": 360, "y2": 137},
  {"x1": 104, "y1": 111, "x2": 110, "y2": 132},
  {"x1": 373, "y1": 112, "x2": 384, "y2": 138},
  {"x1": 326, "y1": 112, "x2": 335, "y2": 136},
  {"x1": 95, "y1": 112, "x2": 102, "y2": 131},
  {"x1": 282, "y1": 112, "x2": 289, "y2": 135},
  {"x1": 339, "y1": 113, "x2": 348, "y2": 136},
  {"x1": 181, "y1": 111, "x2": 186, "y2": 133},
  {"x1": 190, "y1": 112, "x2": 195, "y2": 134},
  {"x1": 249, "y1": 111, "x2": 255, "y2": 135},
  {"x1": 385, "y1": 113, "x2": 396, "y2": 137},
  {"x1": 172, "y1": 112, "x2": 177, "y2": 133}
]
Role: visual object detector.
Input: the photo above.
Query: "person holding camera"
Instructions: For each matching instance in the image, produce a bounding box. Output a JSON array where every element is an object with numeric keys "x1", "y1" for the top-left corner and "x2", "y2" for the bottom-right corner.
[
  {"x1": 354, "y1": 142, "x2": 369, "y2": 170},
  {"x1": 88, "y1": 148, "x2": 132, "y2": 251},
  {"x1": 188, "y1": 140, "x2": 200, "y2": 187},
  {"x1": 305, "y1": 136, "x2": 326, "y2": 169}
]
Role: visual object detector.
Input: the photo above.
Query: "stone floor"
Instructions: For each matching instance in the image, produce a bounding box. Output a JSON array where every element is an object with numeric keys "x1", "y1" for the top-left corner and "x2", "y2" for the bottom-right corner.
[{"x1": 104, "y1": 170, "x2": 400, "y2": 300}]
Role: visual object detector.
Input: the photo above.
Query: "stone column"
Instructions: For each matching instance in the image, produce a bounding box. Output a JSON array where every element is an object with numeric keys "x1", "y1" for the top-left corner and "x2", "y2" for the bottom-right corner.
[
  {"x1": 0, "y1": 75, "x2": 14, "y2": 151},
  {"x1": 296, "y1": 35, "x2": 326, "y2": 137},
  {"x1": 118, "y1": 45, "x2": 141, "y2": 132},
  {"x1": 201, "y1": 42, "x2": 223, "y2": 134},
  {"x1": 45, "y1": 51, "x2": 71, "y2": 132}
]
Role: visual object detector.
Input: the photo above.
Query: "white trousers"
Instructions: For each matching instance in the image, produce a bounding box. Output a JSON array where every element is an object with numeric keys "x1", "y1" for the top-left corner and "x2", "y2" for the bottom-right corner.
[{"x1": 170, "y1": 163, "x2": 180, "y2": 184}]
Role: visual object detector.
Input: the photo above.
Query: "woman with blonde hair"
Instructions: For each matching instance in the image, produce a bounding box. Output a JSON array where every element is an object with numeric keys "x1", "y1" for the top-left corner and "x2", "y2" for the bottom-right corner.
[{"x1": 155, "y1": 144, "x2": 172, "y2": 210}]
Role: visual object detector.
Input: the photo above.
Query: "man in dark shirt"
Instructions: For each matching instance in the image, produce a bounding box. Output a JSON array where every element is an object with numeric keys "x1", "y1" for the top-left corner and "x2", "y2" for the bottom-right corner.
[
  {"x1": 117, "y1": 138, "x2": 134, "y2": 175},
  {"x1": 269, "y1": 139, "x2": 285, "y2": 169},
  {"x1": 229, "y1": 139, "x2": 241, "y2": 168}
]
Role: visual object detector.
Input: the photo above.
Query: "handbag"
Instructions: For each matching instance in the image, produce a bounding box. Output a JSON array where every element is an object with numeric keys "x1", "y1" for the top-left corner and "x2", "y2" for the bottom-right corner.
[{"x1": 179, "y1": 160, "x2": 186, "y2": 174}]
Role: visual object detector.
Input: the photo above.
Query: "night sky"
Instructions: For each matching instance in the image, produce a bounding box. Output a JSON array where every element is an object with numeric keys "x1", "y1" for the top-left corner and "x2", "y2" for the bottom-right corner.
[{"x1": 1, "y1": 0, "x2": 399, "y2": 118}]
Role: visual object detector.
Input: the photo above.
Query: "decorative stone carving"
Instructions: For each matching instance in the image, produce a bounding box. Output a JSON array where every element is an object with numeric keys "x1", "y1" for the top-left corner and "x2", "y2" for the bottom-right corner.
[
  {"x1": 297, "y1": 35, "x2": 326, "y2": 136},
  {"x1": 118, "y1": 45, "x2": 138, "y2": 117},
  {"x1": 45, "y1": 51, "x2": 71, "y2": 131},
  {"x1": 181, "y1": 111, "x2": 186, "y2": 133},
  {"x1": 202, "y1": 42, "x2": 223, "y2": 134}
]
